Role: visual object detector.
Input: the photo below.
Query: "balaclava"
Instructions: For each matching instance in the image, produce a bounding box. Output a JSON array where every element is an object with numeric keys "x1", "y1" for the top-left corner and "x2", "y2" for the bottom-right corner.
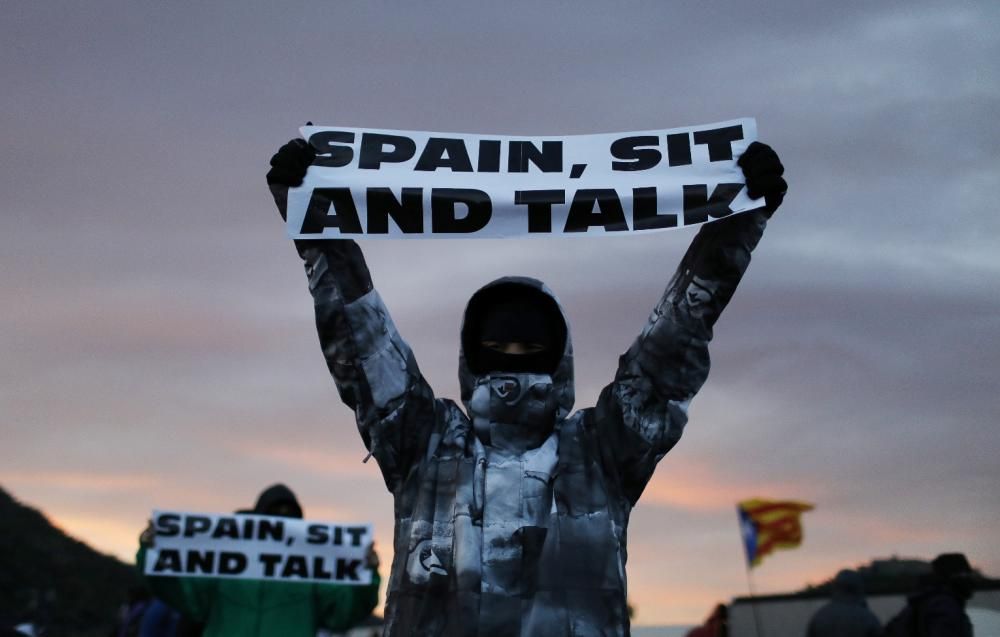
[
  {"x1": 470, "y1": 290, "x2": 563, "y2": 375},
  {"x1": 461, "y1": 282, "x2": 568, "y2": 451}
]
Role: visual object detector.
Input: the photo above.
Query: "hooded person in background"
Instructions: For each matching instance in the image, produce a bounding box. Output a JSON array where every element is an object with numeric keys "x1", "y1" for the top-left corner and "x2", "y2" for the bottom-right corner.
[
  {"x1": 267, "y1": 134, "x2": 787, "y2": 636},
  {"x1": 919, "y1": 553, "x2": 977, "y2": 637},
  {"x1": 885, "y1": 553, "x2": 976, "y2": 637},
  {"x1": 136, "y1": 484, "x2": 379, "y2": 637},
  {"x1": 806, "y1": 569, "x2": 881, "y2": 637}
]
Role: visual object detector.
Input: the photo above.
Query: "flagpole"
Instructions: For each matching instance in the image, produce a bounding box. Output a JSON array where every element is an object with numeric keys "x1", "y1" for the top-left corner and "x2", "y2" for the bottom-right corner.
[
  {"x1": 743, "y1": 563, "x2": 765, "y2": 637},
  {"x1": 736, "y1": 503, "x2": 764, "y2": 637}
]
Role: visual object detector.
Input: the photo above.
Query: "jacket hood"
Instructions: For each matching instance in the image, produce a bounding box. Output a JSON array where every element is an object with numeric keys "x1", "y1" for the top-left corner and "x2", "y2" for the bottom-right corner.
[
  {"x1": 254, "y1": 483, "x2": 303, "y2": 518},
  {"x1": 831, "y1": 569, "x2": 866, "y2": 603},
  {"x1": 459, "y1": 276, "x2": 574, "y2": 420}
]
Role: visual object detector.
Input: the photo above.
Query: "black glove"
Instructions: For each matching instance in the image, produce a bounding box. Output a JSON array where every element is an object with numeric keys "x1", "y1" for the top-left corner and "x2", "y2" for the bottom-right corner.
[
  {"x1": 265, "y1": 137, "x2": 358, "y2": 266},
  {"x1": 266, "y1": 138, "x2": 316, "y2": 188},
  {"x1": 267, "y1": 138, "x2": 317, "y2": 222},
  {"x1": 738, "y1": 141, "x2": 787, "y2": 214}
]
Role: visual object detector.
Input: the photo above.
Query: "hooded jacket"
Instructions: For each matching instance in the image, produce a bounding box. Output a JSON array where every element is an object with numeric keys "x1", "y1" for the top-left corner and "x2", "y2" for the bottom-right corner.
[
  {"x1": 136, "y1": 486, "x2": 379, "y2": 637},
  {"x1": 886, "y1": 583, "x2": 974, "y2": 637},
  {"x1": 806, "y1": 570, "x2": 881, "y2": 637},
  {"x1": 299, "y1": 209, "x2": 770, "y2": 636}
]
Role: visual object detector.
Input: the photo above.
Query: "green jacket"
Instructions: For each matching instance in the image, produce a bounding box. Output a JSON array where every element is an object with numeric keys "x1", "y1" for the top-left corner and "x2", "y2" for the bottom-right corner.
[{"x1": 137, "y1": 546, "x2": 380, "y2": 637}]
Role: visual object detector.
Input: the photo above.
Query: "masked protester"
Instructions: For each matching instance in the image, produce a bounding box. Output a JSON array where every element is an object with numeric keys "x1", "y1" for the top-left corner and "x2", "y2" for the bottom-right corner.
[
  {"x1": 267, "y1": 136, "x2": 787, "y2": 637},
  {"x1": 136, "y1": 484, "x2": 380, "y2": 637}
]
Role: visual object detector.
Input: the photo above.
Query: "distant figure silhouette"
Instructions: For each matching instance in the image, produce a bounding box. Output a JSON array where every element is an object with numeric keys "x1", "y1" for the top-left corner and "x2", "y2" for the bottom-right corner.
[
  {"x1": 806, "y1": 569, "x2": 881, "y2": 637},
  {"x1": 138, "y1": 598, "x2": 179, "y2": 637},
  {"x1": 112, "y1": 584, "x2": 152, "y2": 637},
  {"x1": 884, "y1": 552, "x2": 975, "y2": 637},
  {"x1": 686, "y1": 603, "x2": 728, "y2": 637}
]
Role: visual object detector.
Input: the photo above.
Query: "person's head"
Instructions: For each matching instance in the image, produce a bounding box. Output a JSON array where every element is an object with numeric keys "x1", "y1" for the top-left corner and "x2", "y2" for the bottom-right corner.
[
  {"x1": 831, "y1": 569, "x2": 866, "y2": 602},
  {"x1": 932, "y1": 552, "x2": 975, "y2": 599},
  {"x1": 254, "y1": 483, "x2": 303, "y2": 518},
  {"x1": 459, "y1": 278, "x2": 573, "y2": 451},
  {"x1": 462, "y1": 282, "x2": 566, "y2": 376}
]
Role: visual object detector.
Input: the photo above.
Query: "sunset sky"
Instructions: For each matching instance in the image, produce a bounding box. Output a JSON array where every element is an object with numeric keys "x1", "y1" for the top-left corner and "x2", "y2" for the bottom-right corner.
[{"x1": 2, "y1": 1, "x2": 998, "y2": 626}]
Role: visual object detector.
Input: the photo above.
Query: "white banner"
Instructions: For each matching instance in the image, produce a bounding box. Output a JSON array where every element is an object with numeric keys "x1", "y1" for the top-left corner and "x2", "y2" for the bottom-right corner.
[
  {"x1": 286, "y1": 118, "x2": 762, "y2": 239},
  {"x1": 143, "y1": 510, "x2": 373, "y2": 585}
]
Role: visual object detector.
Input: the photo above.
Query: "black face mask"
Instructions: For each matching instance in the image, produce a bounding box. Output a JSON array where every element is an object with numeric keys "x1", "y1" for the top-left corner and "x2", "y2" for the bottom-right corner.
[{"x1": 463, "y1": 284, "x2": 567, "y2": 376}]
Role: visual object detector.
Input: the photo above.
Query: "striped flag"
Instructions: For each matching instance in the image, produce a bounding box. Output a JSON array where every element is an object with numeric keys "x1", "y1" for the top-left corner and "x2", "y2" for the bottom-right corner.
[{"x1": 737, "y1": 498, "x2": 814, "y2": 568}]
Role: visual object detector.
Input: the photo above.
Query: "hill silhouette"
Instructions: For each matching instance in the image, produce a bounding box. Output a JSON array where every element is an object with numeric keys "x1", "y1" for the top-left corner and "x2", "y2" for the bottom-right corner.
[
  {"x1": 0, "y1": 486, "x2": 140, "y2": 636},
  {"x1": 734, "y1": 555, "x2": 999, "y2": 604}
]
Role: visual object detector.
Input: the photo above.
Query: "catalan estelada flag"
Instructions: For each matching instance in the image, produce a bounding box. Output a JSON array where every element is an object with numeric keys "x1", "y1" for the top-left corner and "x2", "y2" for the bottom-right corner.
[{"x1": 737, "y1": 498, "x2": 814, "y2": 568}]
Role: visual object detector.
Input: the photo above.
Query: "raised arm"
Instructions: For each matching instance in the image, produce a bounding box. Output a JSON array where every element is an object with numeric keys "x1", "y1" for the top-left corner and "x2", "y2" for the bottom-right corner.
[
  {"x1": 268, "y1": 140, "x2": 437, "y2": 493},
  {"x1": 593, "y1": 142, "x2": 787, "y2": 505}
]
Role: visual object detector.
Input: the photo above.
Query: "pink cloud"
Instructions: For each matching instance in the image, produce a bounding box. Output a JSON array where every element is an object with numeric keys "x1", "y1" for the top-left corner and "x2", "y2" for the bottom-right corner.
[
  {"x1": 0, "y1": 470, "x2": 160, "y2": 492},
  {"x1": 639, "y1": 458, "x2": 826, "y2": 512},
  {"x1": 47, "y1": 512, "x2": 145, "y2": 562},
  {"x1": 229, "y1": 440, "x2": 377, "y2": 478}
]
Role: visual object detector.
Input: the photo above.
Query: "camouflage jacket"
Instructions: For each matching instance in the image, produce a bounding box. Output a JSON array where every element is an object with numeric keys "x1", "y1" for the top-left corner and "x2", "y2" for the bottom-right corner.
[{"x1": 298, "y1": 210, "x2": 769, "y2": 636}]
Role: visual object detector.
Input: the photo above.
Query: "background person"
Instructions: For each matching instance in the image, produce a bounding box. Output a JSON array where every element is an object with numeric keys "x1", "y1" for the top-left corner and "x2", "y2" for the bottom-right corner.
[
  {"x1": 806, "y1": 569, "x2": 881, "y2": 637},
  {"x1": 136, "y1": 484, "x2": 379, "y2": 637},
  {"x1": 686, "y1": 603, "x2": 729, "y2": 637},
  {"x1": 885, "y1": 552, "x2": 976, "y2": 637}
]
